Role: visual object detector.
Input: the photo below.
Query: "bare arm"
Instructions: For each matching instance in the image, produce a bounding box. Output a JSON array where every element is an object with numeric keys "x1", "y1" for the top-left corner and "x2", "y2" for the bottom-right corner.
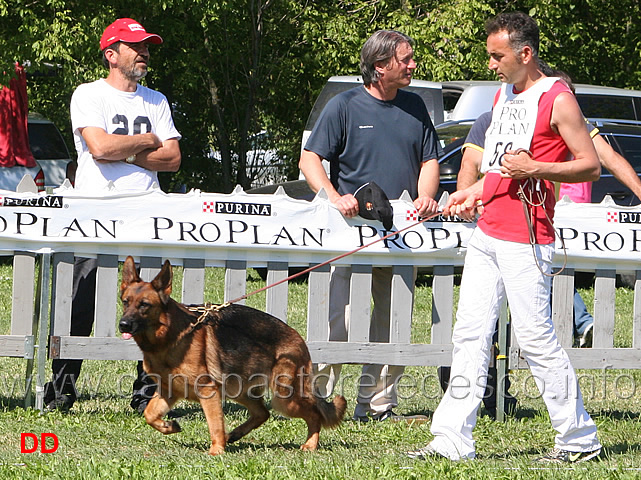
[
  {"x1": 80, "y1": 127, "x2": 180, "y2": 172},
  {"x1": 500, "y1": 92, "x2": 600, "y2": 183},
  {"x1": 593, "y1": 134, "x2": 641, "y2": 202},
  {"x1": 414, "y1": 158, "x2": 440, "y2": 216},
  {"x1": 416, "y1": 158, "x2": 439, "y2": 198},
  {"x1": 80, "y1": 126, "x2": 161, "y2": 161},
  {"x1": 134, "y1": 138, "x2": 181, "y2": 172},
  {"x1": 437, "y1": 145, "x2": 485, "y2": 220},
  {"x1": 457, "y1": 146, "x2": 483, "y2": 190},
  {"x1": 299, "y1": 149, "x2": 358, "y2": 217}
]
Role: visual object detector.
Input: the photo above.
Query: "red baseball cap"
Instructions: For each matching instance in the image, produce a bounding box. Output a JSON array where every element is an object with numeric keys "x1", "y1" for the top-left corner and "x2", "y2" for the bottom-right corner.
[{"x1": 100, "y1": 18, "x2": 163, "y2": 50}]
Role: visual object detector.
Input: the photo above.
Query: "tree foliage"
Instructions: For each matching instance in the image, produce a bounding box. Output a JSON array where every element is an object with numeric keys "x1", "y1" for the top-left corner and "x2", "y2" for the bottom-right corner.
[
  {"x1": 529, "y1": 0, "x2": 641, "y2": 88},
  {"x1": 1, "y1": 0, "x2": 640, "y2": 193}
]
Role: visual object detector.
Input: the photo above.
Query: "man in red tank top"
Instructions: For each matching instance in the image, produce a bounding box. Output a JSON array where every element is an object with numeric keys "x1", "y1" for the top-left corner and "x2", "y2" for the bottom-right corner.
[{"x1": 408, "y1": 12, "x2": 603, "y2": 464}]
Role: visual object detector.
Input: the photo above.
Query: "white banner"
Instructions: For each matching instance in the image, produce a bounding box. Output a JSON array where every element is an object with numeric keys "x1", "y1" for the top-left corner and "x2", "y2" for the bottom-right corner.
[
  {"x1": 0, "y1": 186, "x2": 638, "y2": 270},
  {"x1": 554, "y1": 195, "x2": 641, "y2": 271}
]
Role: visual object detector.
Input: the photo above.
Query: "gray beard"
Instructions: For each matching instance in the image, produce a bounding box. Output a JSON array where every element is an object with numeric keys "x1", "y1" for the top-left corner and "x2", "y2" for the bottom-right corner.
[{"x1": 120, "y1": 65, "x2": 147, "y2": 83}]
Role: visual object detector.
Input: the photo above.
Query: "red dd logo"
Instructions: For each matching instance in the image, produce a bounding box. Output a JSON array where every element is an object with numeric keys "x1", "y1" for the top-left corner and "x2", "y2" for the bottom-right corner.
[{"x1": 20, "y1": 433, "x2": 59, "y2": 453}]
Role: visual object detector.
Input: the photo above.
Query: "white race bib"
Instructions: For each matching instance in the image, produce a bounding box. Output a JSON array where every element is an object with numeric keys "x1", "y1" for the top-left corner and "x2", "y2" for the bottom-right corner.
[{"x1": 481, "y1": 77, "x2": 558, "y2": 174}]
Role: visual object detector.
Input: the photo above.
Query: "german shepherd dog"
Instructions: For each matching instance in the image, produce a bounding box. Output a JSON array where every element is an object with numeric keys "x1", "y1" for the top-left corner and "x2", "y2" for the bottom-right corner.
[{"x1": 118, "y1": 256, "x2": 346, "y2": 455}]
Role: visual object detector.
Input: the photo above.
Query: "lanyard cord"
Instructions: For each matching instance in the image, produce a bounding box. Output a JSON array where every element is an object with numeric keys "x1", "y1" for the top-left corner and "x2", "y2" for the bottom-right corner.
[{"x1": 517, "y1": 177, "x2": 567, "y2": 277}]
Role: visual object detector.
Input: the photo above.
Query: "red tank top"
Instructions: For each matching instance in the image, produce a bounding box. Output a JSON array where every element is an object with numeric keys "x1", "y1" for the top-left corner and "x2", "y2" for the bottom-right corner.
[{"x1": 478, "y1": 81, "x2": 570, "y2": 244}]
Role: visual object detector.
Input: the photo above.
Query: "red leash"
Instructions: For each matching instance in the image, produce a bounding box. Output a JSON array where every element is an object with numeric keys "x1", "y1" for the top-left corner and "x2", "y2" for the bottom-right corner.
[{"x1": 227, "y1": 211, "x2": 444, "y2": 305}]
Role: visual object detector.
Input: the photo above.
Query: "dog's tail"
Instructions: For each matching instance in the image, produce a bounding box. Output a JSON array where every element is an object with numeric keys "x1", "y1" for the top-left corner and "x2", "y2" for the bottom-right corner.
[{"x1": 316, "y1": 394, "x2": 347, "y2": 428}]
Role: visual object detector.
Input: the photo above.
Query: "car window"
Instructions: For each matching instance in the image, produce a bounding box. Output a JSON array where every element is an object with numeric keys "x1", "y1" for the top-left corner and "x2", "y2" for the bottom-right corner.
[
  {"x1": 436, "y1": 124, "x2": 470, "y2": 178},
  {"x1": 437, "y1": 123, "x2": 472, "y2": 153},
  {"x1": 577, "y1": 95, "x2": 637, "y2": 121},
  {"x1": 442, "y1": 91, "x2": 461, "y2": 113},
  {"x1": 28, "y1": 123, "x2": 70, "y2": 160},
  {"x1": 439, "y1": 142, "x2": 464, "y2": 173},
  {"x1": 606, "y1": 133, "x2": 641, "y2": 173}
]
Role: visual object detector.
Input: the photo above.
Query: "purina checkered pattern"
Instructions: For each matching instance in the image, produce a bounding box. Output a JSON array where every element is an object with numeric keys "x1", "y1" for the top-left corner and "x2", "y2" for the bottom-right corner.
[
  {"x1": 606, "y1": 211, "x2": 618, "y2": 223},
  {"x1": 406, "y1": 209, "x2": 418, "y2": 222},
  {"x1": 203, "y1": 201, "x2": 215, "y2": 213}
]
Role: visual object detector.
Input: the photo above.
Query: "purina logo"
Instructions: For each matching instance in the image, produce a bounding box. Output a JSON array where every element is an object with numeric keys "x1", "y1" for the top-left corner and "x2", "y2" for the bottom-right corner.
[
  {"x1": 203, "y1": 201, "x2": 272, "y2": 216},
  {"x1": 406, "y1": 208, "x2": 467, "y2": 223},
  {"x1": 0, "y1": 196, "x2": 64, "y2": 208},
  {"x1": 406, "y1": 209, "x2": 418, "y2": 222},
  {"x1": 607, "y1": 211, "x2": 641, "y2": 223}
]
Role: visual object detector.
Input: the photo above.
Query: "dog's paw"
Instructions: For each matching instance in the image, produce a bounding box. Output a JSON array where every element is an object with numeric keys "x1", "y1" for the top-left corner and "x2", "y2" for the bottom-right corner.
[
  {"x1": 159, "y1": 419, "x2": 181, "y2": 434},
  {"x1": 300, "y1": 432, "x2": 319, "y2": 451},
  {"x1": 209, "y1": 444, "x2": 225, "y2": 456}
]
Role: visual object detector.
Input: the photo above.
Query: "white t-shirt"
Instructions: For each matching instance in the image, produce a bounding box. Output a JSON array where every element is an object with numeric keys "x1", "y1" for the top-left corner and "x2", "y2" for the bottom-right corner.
[{"x1": 70, "y1": 79, "x2": 181, "y2": 192}]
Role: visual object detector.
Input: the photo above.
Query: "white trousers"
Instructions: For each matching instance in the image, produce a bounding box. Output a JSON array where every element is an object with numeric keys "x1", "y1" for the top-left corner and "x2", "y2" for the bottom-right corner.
[
  {"x1": 314, "y1": 266, "x2": 412, "y2": 417},
  {"x1": 430, "y1": 229, "x2": 601, "y2": 460}
]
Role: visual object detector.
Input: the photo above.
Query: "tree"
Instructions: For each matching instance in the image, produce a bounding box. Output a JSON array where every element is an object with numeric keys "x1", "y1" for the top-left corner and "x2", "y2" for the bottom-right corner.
[
  {"x1": 3, "y1": 0, "x2": 640, "y2": 194},
  {"x1": 0, "y1": 0, "x2": 310, "y2": 193},
  {"x1": 528, "y1": 0, "x2": 641, "y2": 88}
]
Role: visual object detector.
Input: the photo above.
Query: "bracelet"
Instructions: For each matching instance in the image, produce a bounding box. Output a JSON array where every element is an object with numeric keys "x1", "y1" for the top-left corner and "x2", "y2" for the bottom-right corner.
[
  {"x1": 125, "y1": 154, "x2": 136, "y2": 164},
  {"x1": 514, "y1": 148, "x2": 534, "y2": 159}
]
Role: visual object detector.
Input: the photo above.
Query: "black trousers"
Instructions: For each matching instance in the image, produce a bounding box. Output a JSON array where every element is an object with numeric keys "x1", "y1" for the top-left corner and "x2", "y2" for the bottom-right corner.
[{"x1": 44, "y1": 257, "x2": 156, "y2": 407}]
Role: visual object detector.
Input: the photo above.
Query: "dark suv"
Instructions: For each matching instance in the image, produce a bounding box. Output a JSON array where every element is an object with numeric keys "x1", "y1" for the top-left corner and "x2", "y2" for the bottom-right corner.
[{"x1": 436, "y1": 120, "x2": 641, "y2": 206}]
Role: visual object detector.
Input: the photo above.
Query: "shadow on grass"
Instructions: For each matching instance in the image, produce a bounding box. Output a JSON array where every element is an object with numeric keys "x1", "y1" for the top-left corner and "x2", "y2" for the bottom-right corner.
[
  {"x1": 592, "y1": 409, "x2": 641, "y2": 421},
  {"x1": 226, "y1": 440, "x2": 302, "y2": 453},
  {"x1": 603, "y1": 443, "x2": 641, "y2": 456},
  {"x1": 472, "y1": 442, "x2": 641, "y2": 461},
  {"x1": 227, "y1": 438, "x2": 353, "y2": 453},
  {"x1": 0, "y1": 395, "x2": 29, "y2": 410},
  {"x1": 172, "y1": 438, "x2": 346, "y2": 455},
  {"x1": 510, "y1": 407, "x2": 540, "y2": 420}
]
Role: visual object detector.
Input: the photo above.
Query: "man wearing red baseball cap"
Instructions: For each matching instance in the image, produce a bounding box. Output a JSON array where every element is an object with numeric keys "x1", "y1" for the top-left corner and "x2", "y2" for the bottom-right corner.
[
  {"x1": 99, "y1": 18, "x2": 163, "y2": 50},
  {"x1": 44, "y1": 18, "x2": 181, "y2": 414}
]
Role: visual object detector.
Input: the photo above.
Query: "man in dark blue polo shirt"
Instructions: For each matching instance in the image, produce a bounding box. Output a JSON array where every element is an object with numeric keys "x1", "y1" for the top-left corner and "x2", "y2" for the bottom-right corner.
[{"x1": 299, "y1": 30, "x2": 440, "y2": 422}]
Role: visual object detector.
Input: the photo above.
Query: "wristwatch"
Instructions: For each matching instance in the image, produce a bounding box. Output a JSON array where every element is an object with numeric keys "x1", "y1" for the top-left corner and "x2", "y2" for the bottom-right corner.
[{"x1": 125, "y1": 154, "x2": 136, "y2": 164}]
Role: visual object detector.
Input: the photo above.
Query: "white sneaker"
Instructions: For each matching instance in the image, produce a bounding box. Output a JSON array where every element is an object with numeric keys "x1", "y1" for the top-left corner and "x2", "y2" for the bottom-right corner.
[
  {"x1": 407, "y1": 443, "x2": 445, "y2": 460},
  {"x1": 579, "y1": 323, "x2": 594, "y2": 348},
  {"x1": 536, "y1": 446, "x2": 601, "y2": 463}
]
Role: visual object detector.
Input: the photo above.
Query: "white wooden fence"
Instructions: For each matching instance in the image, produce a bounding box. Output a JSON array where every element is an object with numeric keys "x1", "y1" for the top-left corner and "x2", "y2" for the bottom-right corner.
[{"x1": 1, "y1": 249, "x2": 640, "y2": 417}]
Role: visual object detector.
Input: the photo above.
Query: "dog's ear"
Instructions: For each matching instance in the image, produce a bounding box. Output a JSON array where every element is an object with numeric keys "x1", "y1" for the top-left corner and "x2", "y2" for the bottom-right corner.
[
  {"x1": 120, "y1": 256, "x2": 141, "y2": 294},
  {"x1": 151, "y1": 259, "x2": 173, "y2": 304}
]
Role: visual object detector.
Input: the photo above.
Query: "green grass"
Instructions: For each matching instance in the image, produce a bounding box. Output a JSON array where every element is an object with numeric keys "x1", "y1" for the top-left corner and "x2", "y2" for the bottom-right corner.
[{"x1": 0, "y1": 267, "x2": 640, "y2": 478}]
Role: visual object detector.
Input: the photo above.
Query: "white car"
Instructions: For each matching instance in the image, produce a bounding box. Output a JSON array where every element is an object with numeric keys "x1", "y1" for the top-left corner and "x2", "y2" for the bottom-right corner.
[
  {"x1": 442, "y1": 80, "x2": 641, "y2": 122},
  {"x1": 298, "y1": 75, "x2": 444, "y2": 178},
  {"x1": 255, "y1": 76, "x2": 641, "y2": 201}
]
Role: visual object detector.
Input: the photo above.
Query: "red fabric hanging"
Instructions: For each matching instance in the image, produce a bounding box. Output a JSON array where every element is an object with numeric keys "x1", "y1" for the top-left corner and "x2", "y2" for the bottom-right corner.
[{"x1": 0, "y1": 63, "x2": 36, "y2": 167}]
